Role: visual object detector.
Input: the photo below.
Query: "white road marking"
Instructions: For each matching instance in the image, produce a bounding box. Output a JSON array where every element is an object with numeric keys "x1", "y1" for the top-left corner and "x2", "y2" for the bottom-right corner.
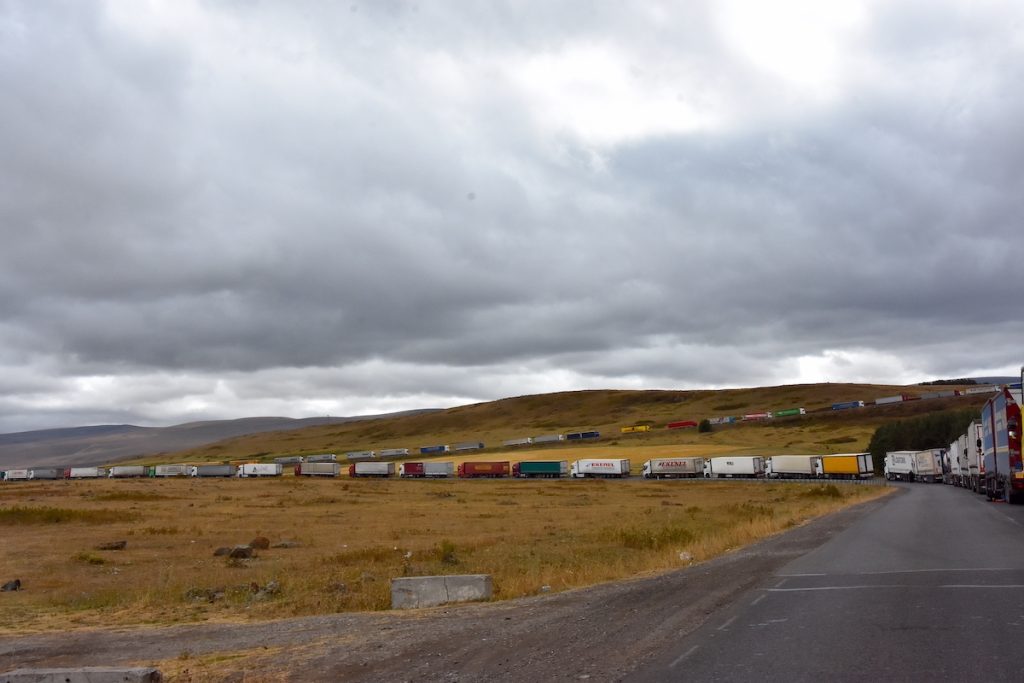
[
  {"x1": 777, "y1": 567, "x2": 1017, "y2": 578},
  {"x1": 776, "y1": 573, "x2": 826, "y2": 577},
  {"x1": 717, "y1": 615, "x2": 738, "y2": 631},
  {"x1": 750, "y1": 594, "x2": 766, "y2": 606},
  {"x1": 768, "y1": 584, "x2": 1024, "y2": 592},
  {"x1": 773, "y1": 578, "x2": 788, "y2": 588},
  {"x1": 669, "y1": 645, "x2": 700, "y2": 669}
]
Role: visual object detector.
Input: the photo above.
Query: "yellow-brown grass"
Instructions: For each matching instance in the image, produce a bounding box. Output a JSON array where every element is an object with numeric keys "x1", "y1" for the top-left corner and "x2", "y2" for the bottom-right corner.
[{"x1": 0, "y1": 477, "x2": 889, "y2": 632}]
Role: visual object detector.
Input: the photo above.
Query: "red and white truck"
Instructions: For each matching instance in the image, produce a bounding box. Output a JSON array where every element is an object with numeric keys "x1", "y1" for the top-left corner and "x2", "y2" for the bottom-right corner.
[{"x1": 399, "y1": 462, "x2": 454, "y2": 478}]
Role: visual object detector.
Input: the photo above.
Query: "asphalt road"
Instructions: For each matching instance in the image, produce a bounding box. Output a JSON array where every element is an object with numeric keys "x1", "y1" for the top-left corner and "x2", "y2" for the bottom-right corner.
[{"x1": 628, "y1": 481, "x2": 1024, "y2": 682}]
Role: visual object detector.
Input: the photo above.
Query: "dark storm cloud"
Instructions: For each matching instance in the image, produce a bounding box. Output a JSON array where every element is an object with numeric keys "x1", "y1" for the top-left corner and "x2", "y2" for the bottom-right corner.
[{"x1": 1, "y1": 0, "x2": 1023, "y2": 432}]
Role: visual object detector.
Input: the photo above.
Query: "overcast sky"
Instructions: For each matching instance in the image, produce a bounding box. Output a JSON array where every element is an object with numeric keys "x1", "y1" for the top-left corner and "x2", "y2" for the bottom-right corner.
[{"x1": 2, "y1": 1, "x2": 1023, "y2": 433}]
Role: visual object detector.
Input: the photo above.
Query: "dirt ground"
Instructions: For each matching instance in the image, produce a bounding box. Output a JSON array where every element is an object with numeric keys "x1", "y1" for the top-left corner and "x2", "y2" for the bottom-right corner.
[{"x1": 0, "y1": 491, "x2": 894, "y2": 682}]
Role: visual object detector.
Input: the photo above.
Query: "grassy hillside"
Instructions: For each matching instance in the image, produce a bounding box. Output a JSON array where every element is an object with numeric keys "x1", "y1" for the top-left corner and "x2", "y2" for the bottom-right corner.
[{"x1": 140, "y1": 383, "x2": 992, "y2": 466}]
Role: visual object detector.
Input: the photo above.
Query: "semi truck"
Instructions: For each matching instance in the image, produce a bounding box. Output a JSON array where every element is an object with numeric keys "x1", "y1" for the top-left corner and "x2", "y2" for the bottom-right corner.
[
  {"x1": 666, "y1": 420, "x2": 698, "y2": 429},
  {"x1": 641, "y1": 457, "x2": 704, "y2": 479},
  {"x1": 457, "y1": 461, "x2": 510, "y2": 478},
  {"x1": 273, "y1": 456, "x2": 304, "y2": 465},
  {"x1": 346, "y1": 450, "x2": 377, "y2": 460},
  {"x1": 109, "y1": 465, "x2": 148, "y2": 478},
  {"x1": 982, "y1": 386, "x2": 1024, "y2": 503},
  {"x1": 65, "y1": 467, "x2": 106, "y2": 479},
  {"x1": 503, "y1": 437, "x2": 533, "y2": 447},
  {"x1": 2, "y1": 469, "x2": 29, "y2": 481},
  {"x1": 349, "y1": 462, "x2": 395, "y2": 478},
  {"x1": 150, "y1": 464, "x2": 189, "y2": 477},
  {"x1": 305, "y1": 453, "x2": 338, "y2": 463},
  {"x1": 379, "y1": 448, "x2": 410, "y2": 458},
  {"x1": 966, "y1": 420, "x2": 983, "y2": 491},
  {"x1": 237, "y1": 463, "x2": 283, "y2": 478},
  {"x1": 817, "y1": 453, "x2": 873, "y2": 479},
  {"x1": 190, "y1": 464, "x2": 235, "y2": 477},
  {"x1": 772, "y1": 408, "x2": 806, "y2": 418},
  {"x1": 532, "y1": 434, "x2": 564, "y2": 444},
  {"x1": 399, "y1": 462, "x2": 454, "y2": 478},
  {"x1": 832, "y1": 400, "x2": 865, "y2": 411},
  {"x1": 512, "y1": 460, "x2": 568, "y2": 478},
  {"x1": 454, "y1": 441, "x2": 485, "y2": 451},
  {"x1": 945, "y1": 437, "x2": 966, "y2": 486},
  {"x1": 419, "y1": 445, "x2": 450, "y2": 455},
  {"x1": 621, "y1": 425, "x2": 651, "y2": 433},
  {"x1": 765, "y1": 455, "x2": 817, "y2": 479},
  {"x1": 27, "y1": 468, "x2": 60, "y2": 480},
  {"x1": 913, "y1": 449, "x2": 942, "y2": 483},
  {"x1": 295, "y1": 462, "x2": 341, "y2": 477},
  {"x1": 566, "y1": 431, "x2": 600, "y2": 441},
  {"x1": 570, "y1": 459, "x2": 630, "y2": 478},
  {"x1": 884, "y1": 451, "x2": 916, "y2": 481},
  {"x1": 705, "y1": 456, "x2": 765, "y2": 478},
  {"x1": 741, "y1": 412, "x2": 772, "y2": 422}
]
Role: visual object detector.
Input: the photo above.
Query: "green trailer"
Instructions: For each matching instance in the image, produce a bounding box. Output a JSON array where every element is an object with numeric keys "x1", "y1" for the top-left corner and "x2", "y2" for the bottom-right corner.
[
  {"x1": 772, "y1": 407, "x2": 806, "y2": 418},
  {"x1": 513, "y1": 460, "x2": 568, "y2": 478}
]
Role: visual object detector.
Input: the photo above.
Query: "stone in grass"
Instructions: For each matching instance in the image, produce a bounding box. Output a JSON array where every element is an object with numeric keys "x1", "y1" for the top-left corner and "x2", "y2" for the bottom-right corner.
[
  {"x1": 95, "y1": 540, "x2": 127, "y2": 551},
  {"x1": 213, "y1": 547, "x2": 232, "y2": 557},
  {"x1": 228, "y1": 545, "x2": 254, "y2": 559},
  {"x1": 249, "y1": 536, "x2": 270, "y2": 550},
  {"x1": 1, "y1": 579, "x2": 21, "y2": 592},
  {"x1": 272, "y1": 540, "x2": 302, "y2": 549}
]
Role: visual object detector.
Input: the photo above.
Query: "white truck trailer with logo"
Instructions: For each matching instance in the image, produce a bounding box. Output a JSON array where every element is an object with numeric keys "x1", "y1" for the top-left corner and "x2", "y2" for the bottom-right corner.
[
  {"x1": 151, "y1": 464, "x2": 189, "y2": 477},
  {"x1": 766, "y1": 455, "x2": 818, "y2": 479},
  {"x1": 237, "y1": 463, "x2": 283, "y2": 478},
  {"x1": 641, "y1": 457, "x2": 704, "y2": 479},
  {"x1": 705, "y1": 456, "x2": 766, "y2": 478},
  {"x1": 570, "y1": 459, "x2": 631, "y2": 478},
  {"x1": 3, "y1": 469, "x2": 30, "y2": 481},
  {"x1": 295, "y1": 462, "x2": 341, "y2": 477},
  {"x1": 884, "y1": 451, "x2": 917, "y2": 481}
]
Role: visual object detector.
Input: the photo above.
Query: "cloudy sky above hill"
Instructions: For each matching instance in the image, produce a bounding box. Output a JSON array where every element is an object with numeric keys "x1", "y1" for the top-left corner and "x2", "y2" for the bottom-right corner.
[{"x1": 2, "y1": 0, "x2": 1023, "y2": 432}]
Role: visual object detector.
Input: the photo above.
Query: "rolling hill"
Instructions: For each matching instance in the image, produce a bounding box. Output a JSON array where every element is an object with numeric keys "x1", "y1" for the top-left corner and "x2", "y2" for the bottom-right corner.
[{"x1": 155, "y1": 382, "x2": 994, "y2": 466}]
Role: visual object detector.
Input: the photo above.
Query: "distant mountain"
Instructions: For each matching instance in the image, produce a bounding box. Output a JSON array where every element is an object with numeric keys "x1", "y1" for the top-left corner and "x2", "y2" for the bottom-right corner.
[{"x1": 0, "y1": 411, "x2": 438, "y2": 469}]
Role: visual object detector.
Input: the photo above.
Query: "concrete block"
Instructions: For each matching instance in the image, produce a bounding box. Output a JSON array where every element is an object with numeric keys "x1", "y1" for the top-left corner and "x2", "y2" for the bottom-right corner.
[
  {"x1": 391, "y1": 574, "x2": 493, "y2": 609},
  {"x1": 0, "y1": 668, "x2": 162, "y2": 683}
]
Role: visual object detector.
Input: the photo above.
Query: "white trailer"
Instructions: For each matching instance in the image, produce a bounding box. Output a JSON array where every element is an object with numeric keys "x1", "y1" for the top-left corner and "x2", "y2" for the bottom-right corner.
[
  {"x1": 570, "y1": 459, "x2": 630, "y2": 478},
  {"x1": 913, "y1": 449, "x2": 943, "y2": 483},
  {"x1": 305, "y1": 453, "x2": 338, "y2": 463},
  {"x1": 273, "y1": 455, "x2": 304, "y2": 465},
  {"x1": 532, "y1": 434, "x2": 564, "y2": 444},
  {"x1": 965, "y1": 420, "x2": 983, "y2": 491},
  {"x1": 641, "y1": 457, "x2": 704, "y2": 479},
  {"x1": 349, "y1": 461, "x2": 395, "y2": 477},
  {"x1": 705, "y1": 456, "x2": 766, "y2": 479},
  {"x1": 503, "y1": 437, "x2": 534, "y2": 447},
  {"x1": 766, "y1": 455, "x2": 818, "y2": 479},
  {"x1": 874, "y1": 395, "x2": 905, "y2": 405},
  {"x1": 67, "y1": 467, "x2": 107, "y2": 479},
  {"x1": 237, "y1": 463, "x2": 283, "y2": 478},
  {"x1": 946, "y1": 437, "x2": 967, "y2": 486},
  {"x1": 346, "y1": 450, "x2": 378, "y2": 460},
  {"x1": 28, "y1": 468, "x2": 61, "y2": 480},
  {"x1": 152, "y1": 464, "x2": 189, "y2": 477},
  {"x1": 454, "y1": 441, "x2": 485, "y2": 451},
  {"x1": 884, "y1": 451, "x2": 916, "y2": 481},
  {"x1": 109, "y1": 465, "x2": 148, "y2": 478},
  {"x1": 378, "y1": 448, "x2": 409, "y2": 458},
  {"x1": 964, "y1": 385, "x2": 998, "y2": 395},
  {"x1": 296, "y1": 462, "x2": 341, "y2": 477},
  {"x1": 3, "y1": 469, "x2": 30, "y2": 481}
]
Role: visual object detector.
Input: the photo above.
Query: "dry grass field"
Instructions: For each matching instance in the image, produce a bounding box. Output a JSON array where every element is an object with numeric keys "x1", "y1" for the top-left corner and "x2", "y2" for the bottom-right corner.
[{"x1": 0, "y1": 476, "x2": 890, "y2": 633}]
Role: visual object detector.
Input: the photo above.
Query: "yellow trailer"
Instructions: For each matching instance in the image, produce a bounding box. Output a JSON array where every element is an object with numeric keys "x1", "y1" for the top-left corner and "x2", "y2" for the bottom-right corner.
[
  {"x1": 620, "y1": 425, "x2": 652, "y2": 434},
  {"x1": 817, "y1": 453, "x2": 874, "y2": 479}
]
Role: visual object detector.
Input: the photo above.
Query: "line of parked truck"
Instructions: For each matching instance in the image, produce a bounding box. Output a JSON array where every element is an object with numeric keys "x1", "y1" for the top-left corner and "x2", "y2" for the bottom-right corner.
[
  {"x1": 881, "y1": 383, "x2": 1024, "y2": 504},
  {"x1": 1, "y1": 453, "x2": 875, "y2": 482}
]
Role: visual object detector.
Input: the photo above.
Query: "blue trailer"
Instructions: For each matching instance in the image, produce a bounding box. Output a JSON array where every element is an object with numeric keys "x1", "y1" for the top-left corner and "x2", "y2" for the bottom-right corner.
[
  {"x1": 566, "y1": 431, "x2": 600, "y2": 441},
  {"x1": 831, "y1": 400, "x2": 865, "y2": 411}
]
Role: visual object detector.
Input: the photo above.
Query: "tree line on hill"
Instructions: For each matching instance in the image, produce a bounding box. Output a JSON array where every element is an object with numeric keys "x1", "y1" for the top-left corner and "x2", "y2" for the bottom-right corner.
[{"x1": 867, "y1": 408, "x2": 979, "y2": 472}]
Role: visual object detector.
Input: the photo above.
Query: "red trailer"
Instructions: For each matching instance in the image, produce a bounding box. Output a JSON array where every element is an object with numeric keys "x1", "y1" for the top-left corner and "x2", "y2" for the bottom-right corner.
[
  {"x1": 457, "y1": 461, "x2": 510, "y2": 478},
  {"x1": 666, "y1": 420, "x2": 698, "y2": 429}
]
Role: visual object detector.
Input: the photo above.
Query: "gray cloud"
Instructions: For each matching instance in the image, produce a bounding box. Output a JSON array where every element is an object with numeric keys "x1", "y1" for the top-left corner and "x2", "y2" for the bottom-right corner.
[{"x1": 1, "y1": 0, "x2": 1023, "y2": 433}]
